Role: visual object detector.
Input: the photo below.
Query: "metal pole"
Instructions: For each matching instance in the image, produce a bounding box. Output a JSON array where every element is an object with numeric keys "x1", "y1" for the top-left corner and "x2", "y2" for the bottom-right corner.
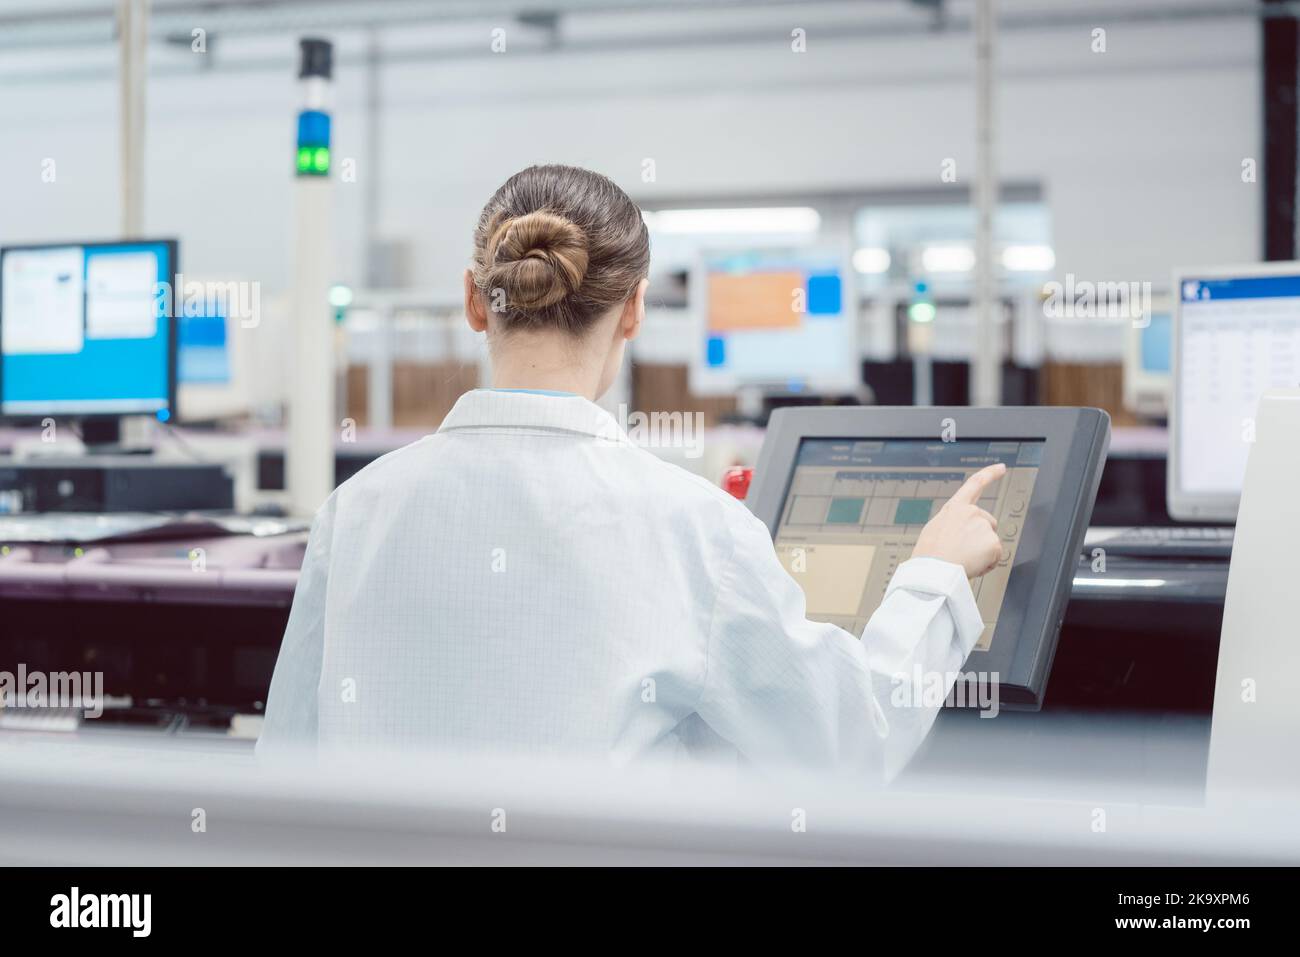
[
  {"x1": 369, "y1": 303, "x2": 394, "y2": 431},
  {"x1": 117, "y1": 0, "x2": 148, "y2": 237},
  {"x1": 364, "y1": 28, "x2": 382, "y2": 288},
  {"x1": 288, "y1": 39, "x2": 337, "y2": 516},
  {"x1": 972, "y1": 0, "x2": 1000, "y2": 406}
]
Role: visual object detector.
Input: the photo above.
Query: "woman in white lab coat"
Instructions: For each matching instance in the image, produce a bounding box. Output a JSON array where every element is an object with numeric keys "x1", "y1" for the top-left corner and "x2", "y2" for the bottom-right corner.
[{"x1": 260, "y1": 164, "x2": 1004, "y2": 778}]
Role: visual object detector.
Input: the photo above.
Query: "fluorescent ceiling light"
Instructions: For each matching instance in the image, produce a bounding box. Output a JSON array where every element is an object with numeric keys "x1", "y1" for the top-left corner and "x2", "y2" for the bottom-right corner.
[
  {"x1": 643, "y1": 207, "x2": 821, "y2": 235},
  {"x1": 921, "y1": 244, "x2": 975, "y2": 273},
  {"x1": 852, "y1": 247, "x2": 891, "y2": 274},
  {"x1": 1002, "y1": 244, "x2": 1056, "y2": 272}
]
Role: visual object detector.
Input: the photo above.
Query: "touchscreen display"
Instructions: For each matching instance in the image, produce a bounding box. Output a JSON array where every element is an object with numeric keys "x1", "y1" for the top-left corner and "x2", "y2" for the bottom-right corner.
[{"x1": 773, "y1": 438, "x2": 1043, "y2": 651}]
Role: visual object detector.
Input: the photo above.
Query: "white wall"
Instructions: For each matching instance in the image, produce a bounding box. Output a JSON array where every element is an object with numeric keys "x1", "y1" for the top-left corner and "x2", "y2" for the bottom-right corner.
[{"x1": 0, "y1": 4, "x2": 1261, "y2": 301}]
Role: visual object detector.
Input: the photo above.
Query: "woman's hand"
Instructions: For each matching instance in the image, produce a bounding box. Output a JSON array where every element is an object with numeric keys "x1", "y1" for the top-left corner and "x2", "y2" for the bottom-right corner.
[{"x1": 911, "y1": 463, "x2": 1006, "y2": 578}]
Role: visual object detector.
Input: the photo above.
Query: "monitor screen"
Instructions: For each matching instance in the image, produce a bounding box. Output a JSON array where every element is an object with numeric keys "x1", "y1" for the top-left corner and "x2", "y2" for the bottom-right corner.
[
  {"x1": 773, "y1": 438, "x2": 1043, "y2": 652},
  {"x1": 1177, "y1": 274, "x2": 1300, "y2": 497},
  {"x1": 1, "y1": 242, "x2": 174, "y2": 417},
  {"x1": 179, "y1": 310, "x2": 230, "y2": 385},
  {"x1": 1140, "y1": 310, "x2": 1172, "y2": 374},
  {"x1": 691, "y1": 249, "x2": 857, "y2": 394}
]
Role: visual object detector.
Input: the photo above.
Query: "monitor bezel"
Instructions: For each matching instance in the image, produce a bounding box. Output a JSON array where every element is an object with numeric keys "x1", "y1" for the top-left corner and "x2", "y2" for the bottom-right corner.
[
  {"x1": 1168, "y1": 261, "x2": 1300, "y2": 523},
  {"x1": 0, "y1": 238, "x2": 179, "y2": 425},
  {"x1": 687, "y1": 245, "x2": 860, "y2": 398},
  {"x1": 747, "y1": 406, "x2": 1110, "y2": 711}
]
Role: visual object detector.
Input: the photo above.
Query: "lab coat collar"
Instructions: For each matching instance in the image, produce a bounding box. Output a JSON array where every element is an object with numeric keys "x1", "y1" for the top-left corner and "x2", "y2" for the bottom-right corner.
[{"x1": 438, "y1": 388, "x2": 633, "y2": 444}]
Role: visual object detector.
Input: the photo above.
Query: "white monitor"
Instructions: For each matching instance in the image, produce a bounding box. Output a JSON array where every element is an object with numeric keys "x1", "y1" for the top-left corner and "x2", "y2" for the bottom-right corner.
[
  {"x1": 1122, "y1": 291, "x2": 1172, "y2": 417},
  {"x1": 688, "y1": 248, "x2": 858, "y2": 397},
  {"x1": 176, "y1": 277, "x2": 254, "y2": 422},
  {"x1": 1170, "y1": 263, "x2": 1300, "y2": 522}
]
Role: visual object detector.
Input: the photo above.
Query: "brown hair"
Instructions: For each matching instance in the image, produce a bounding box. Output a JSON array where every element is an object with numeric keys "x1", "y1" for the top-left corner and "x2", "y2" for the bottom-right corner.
[{"x1": 471, "y1": 164, "x2": 650, "y2": 335}]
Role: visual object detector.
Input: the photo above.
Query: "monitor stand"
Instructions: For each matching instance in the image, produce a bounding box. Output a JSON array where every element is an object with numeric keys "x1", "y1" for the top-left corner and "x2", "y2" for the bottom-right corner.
[
  {"x1": 80, "y1": 418, "x2": 154, "y2": 456},
  {"x1": 719, "y1": 390, "x2": 868, "y2": 429},
  {"x1": 736, "y1": 386, "x2": 765, "y2": 422},
  {"x1": 715, "y1": 387, "x2": 769, "y2": 428}
]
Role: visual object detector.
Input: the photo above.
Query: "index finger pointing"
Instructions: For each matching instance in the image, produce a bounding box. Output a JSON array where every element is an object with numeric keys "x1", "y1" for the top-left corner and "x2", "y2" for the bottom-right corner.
[{"x1": 950, "y1": 463, "x2": 1007, "y2": 506}]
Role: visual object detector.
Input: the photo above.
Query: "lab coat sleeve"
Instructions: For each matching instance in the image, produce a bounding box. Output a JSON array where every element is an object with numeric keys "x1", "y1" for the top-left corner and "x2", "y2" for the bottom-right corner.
[
  {"x1": 257, "y1": 496, "x2": 336, "y2": 756},
  {"x1": 696, "y1": 506, "x2": 985, "y2": 780}
]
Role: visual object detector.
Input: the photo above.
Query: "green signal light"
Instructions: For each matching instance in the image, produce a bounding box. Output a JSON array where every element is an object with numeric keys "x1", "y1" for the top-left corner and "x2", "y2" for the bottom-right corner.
[
  {"x1": 908, "y1": 301, "x2": 937, "y2": 323},
  {"x1": 295, "y1": 145, "x2": 330, "y2": 176}
]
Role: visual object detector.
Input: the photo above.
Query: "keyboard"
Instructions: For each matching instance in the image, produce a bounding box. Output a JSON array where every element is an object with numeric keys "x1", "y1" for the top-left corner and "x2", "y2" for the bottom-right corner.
[{"x1": 1084, "y1": 526, "x2": 1234, "y2": 560}]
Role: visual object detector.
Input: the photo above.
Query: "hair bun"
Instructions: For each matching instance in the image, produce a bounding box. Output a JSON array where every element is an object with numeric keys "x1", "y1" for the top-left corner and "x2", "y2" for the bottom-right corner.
[{"x1": 485, "y1": 210, "x2": 589, "y2": 311}]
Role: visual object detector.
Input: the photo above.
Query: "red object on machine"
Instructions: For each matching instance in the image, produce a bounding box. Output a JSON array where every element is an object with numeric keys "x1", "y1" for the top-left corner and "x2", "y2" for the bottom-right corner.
[{"x1": 722, "y1": 466, "x2": 754, "y2": 500}]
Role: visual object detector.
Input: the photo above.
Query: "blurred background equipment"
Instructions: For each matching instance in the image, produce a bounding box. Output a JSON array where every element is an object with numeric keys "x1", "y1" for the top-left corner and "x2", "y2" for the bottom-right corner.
[
  {"x1": 1122, "y1": 291, "x2": 1172, "y2": 419},
  {"x1": 1, "y1": 239, "x2": 177, "y2": 447},
  {"x1": 0, "y1": 238, "x2": 234, "y2": 511},
  {"x1": 286, "y1": 36, "x2": 336, "y2": 518},
  {"x1": 1169, "y1": 263, "x2": 1300, "y2": 523},
  {"x1": 688, "y1": 247, "x2": 860, "y2": 417},
  {"x1": 176, "y1": 277, "x2": 256, "y2": 423}
]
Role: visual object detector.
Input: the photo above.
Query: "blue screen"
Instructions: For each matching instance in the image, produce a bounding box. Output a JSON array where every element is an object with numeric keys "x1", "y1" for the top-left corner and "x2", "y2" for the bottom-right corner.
[
  {"x1": 179, "y1": 311, "x2": 230, "y2": 385},
  {"x1": 1140, "y1": 311, "x2": 1172, "y2": 373},
  {"x1": 1, "y1": 242, "x2": 172, "y2": 416},
  {"x1": 1180, "y1": 275, "x2": 1300, "y2": 301}
]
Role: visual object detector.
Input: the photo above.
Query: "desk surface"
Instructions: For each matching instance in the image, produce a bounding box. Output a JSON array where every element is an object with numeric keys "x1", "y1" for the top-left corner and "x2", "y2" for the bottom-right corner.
[
  {"x1": 0, "y1": 522, "x2": 1227, "y2": 605},
  {"x1": 0, "y1": 524, "x2": 1228, "y2": 613},
  {"x1": 0, "y1": 529, "x2": 1225, "y2": 725},
  {"x1": 0, "y1": 422, "x2": 1165, "y2": 466},
  {"x1": 4, "y1": 739, "x2": 1290, "y2": 865}
]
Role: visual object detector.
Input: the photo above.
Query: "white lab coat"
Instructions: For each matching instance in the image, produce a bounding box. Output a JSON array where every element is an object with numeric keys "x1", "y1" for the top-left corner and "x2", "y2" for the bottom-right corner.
[{"x1": 259, "y1": 390, "x2": 984, "y2": 778}]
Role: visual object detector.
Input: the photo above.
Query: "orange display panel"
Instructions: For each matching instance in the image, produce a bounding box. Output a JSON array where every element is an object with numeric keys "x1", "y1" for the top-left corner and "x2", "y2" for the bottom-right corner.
[{"x1": 707, "y1": 271, "x2": 805, "y2": 331}]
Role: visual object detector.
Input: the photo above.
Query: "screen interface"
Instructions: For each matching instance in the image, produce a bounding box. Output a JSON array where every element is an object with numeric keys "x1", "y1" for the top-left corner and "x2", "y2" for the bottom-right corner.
[
  {"x1": 1, "y1": 243, "x2": 172, "y2": 416},
  {"x1": 700, "y1": 250, "x2": 855, "y2": 388},
  {"x1": 1178, "y1": 275, "x2": 1300, "y2": 496},
  {"x1": 774, "y1": 438, "x2": 1043, "y2": 651},
  {"x1": 179, "y1": 311, "x2": 230, "y2": 385},
  {"x1": 1141, "y1": 310, "x2": 1172, "y2": 373}
]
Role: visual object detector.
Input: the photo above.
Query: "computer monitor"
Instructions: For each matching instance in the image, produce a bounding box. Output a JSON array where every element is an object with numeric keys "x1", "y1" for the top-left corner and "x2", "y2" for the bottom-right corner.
[
  {"x1": 179, "y1": 311, "x2": 230, "y2": 385},
  {"x1": 746, "y1": 406, "x2": 1110, "y2": 709},
  {"x1": 1169, "y1": 263, "x2": 1300, "y2": 522},
  {"x1": 0, "y1": 240, "x2": 178, "y2": 435},
  {"x1": 1122, "y1": 291, "x2": 1172, "y2": 417},
  {"x1": 689, "y1": 248, "x2": 858, "y2": 397},
  {"x1": 774, "y1": 437, "x2": 1043, "y2": 652},
  {"x1": 176, "y1": 278, "x2": 253, "y2": 423}
]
